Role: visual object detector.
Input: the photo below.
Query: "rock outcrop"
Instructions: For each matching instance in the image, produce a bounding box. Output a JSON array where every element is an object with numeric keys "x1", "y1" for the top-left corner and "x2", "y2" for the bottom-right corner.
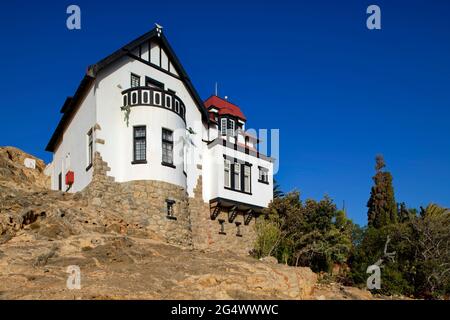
[{"x1": 0, "y1": 146, "x2": 374, "y2": 300}]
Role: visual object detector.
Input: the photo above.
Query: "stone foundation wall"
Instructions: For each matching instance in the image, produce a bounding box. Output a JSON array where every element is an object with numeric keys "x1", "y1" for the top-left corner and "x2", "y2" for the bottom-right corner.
[
  {"x1": 81, "y1": 152, "x2": 192, "y2": 246},
  {"x1": 189, "y1": 174, "x2": 258, "y2": 256},
  {"x1": 82, "y1": 152, "x2": 257, "y2": 254}
]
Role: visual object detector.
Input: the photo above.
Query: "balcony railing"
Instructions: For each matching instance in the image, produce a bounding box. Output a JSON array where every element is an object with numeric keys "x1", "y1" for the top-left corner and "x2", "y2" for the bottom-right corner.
[{"x1": 122, "y1": 86, "x2": 186, "y2": 121}]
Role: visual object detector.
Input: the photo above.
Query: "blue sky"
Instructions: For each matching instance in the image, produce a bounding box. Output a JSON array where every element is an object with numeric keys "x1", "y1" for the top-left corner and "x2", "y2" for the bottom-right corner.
[{"x1": 0, "y1": 0, "x2": 449, "y2": 225}]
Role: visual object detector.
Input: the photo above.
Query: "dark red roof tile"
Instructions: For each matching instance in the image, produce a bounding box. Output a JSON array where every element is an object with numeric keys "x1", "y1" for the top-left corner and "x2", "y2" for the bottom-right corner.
[{"x1": 204, "y1": 95, "x2": 246, "y2": 121}]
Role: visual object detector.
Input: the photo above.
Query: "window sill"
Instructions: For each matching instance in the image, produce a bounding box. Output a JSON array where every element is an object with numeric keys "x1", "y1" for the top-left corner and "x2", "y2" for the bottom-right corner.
[
  {"x1": 258, "y1": 180, "x2": 269, "y2": 185},
  {"x1": 85, "y1": 163, "x2": 92, "y2": 171},
  {"x1": 224, "y1": 186, "x2": 252, "y2": 195},
  {"x1": 218, "y1": 232, "x2": 227, "y2": 235},
  {"x1": 131, "y1": 160, "x2": 147, "y2": 164},
  {"x1": 162, "y1": 162, "x2": 176, "y2": 169},
  {"x1": 166, "y1": 215, "x2": 177, "y2": 220},
  {"x1": 236, "y1": 234, "x2": 243, "y2": 237}
]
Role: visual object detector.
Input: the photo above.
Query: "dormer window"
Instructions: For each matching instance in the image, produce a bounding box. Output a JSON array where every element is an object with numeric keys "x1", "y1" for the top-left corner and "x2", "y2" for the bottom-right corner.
[
  {"x1": 228, "y1": 119, "x2": 235, "y2": 136},
  {"x1": 220, "y1": 117, "x2": 236, "y2": 136},
  {"x1": 221, "y1": 118, "x2": 227, "y2": 136}
]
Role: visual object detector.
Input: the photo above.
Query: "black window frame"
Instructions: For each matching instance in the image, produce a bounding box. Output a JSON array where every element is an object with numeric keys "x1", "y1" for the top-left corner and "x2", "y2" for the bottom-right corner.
[
  {"x1": 58, "y1": 172, "x2": 62, "y2": 191},
  {"x1": 130, "y1": 73, "x2": 141, "y2": 88},
  {"x1": 166, "y1": 199, "x2": 177, "y2": 220},
  {"x1": 132, "y1": 126, "x2": 147, "y2": 164},
  {"x1": 218, "y1": 219, "x2": 226, "y2": 235},
  {"x1": 235, "y1": 222, "x2": 242, "y2": 237},
  {"x1": 161, "y1": 128, "x2": 175, "y2": 168},
  {"x1": 86, "y1": 129, "x2": 93, "y2": 171}
]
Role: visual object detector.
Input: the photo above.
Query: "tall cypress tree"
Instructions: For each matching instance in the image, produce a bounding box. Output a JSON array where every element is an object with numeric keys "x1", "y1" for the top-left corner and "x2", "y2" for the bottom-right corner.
[{"x1": 367, "y1": 155, "x2": 398, "y2": 228}]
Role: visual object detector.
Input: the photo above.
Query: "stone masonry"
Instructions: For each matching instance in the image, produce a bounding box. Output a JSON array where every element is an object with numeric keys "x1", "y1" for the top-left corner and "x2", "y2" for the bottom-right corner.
[
  {"x1": 81, "y1": 152, "x2": 257, "y2": 254},
  {"x1": 189, "y1": 174, "x2": 258, "y2": 255}
]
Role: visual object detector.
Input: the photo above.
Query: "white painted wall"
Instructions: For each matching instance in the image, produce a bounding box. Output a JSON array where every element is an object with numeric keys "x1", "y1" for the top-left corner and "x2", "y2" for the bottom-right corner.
[
  {"x1": 48, "y1": 42, "x2": 274, "y2": 210},
  {"x1": 203, "y1": 143, "x2": 273, "y2": 208},
  {"x1": 51, "y1": 85, "x2": 96, "y2": 192},
  {"x1": 94, "y1": 55, "x2": 204, "y2": 194}
]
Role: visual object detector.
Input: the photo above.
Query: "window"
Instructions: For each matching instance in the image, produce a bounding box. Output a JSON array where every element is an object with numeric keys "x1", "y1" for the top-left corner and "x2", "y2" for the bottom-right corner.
[
  {"x1": 234, "y1": 163, "x2": 241, "y2": 191},
  {"x1": 258, "y1": 166, "x2": 269, "y2": 184},
  {"x1": 146, "y1": 77, "x2": 164, "y2": 89},
  {"x1": 131, "y1": 73, "x2": 140, "y2": 88},
  {"x1": 87, "y1": 129, "x2": 93, "y2": 170},
  {"x1": 58, "y1": 172, "x2": 62, "y2": 191},
  {"x1": 235, "y1": 222, "x2": 242, "y2": 237},
  {"x1": 228, "y1": 119, "x2": 235, "y2": 136},
  {"x1": 183, "y1": 143, "x2": 188, "y2": 176},
  {"x1": 244, "y1": 165, "x2": 251, "y2": 193},
  {"x1": 218, "y1": 219, "x2": 226, "y2": 235},
  {"x1": 223, "y1": 156, "x2": 252, "y2": 193},
  {"x1": 220, "y1": 118, "x2": 237, "y2": 136},
  {"x1": 224, "y1": 159, "x2": 231, "y2": 188},
  {"x1": 221, "y1": 118, "x2": 227, "y2": 136},
  {"x1": 166, "y1": 199, "x2": 176, "y2": 220},
  {"x1": 162, "y1": 128, "x2": 174, "y2": 165},
  {"x1": 133, "y1": 126, "x2": 146, "y2": 163}
]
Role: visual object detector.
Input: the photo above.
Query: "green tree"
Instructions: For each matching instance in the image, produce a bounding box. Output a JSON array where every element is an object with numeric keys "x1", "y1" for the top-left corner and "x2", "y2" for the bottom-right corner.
[
  {"x1": 273, "y1": 178, "x2": 284, "y2": 199},
  {"x1": 398, "y1": 202, "x2": 416, "y2": 223},
  {"x1": 255, "y1": 192, "x2": 354, "y2": 273},
  {"x1": 350, "y1": 203, "x2": 450, "y2": 298},
  {"x1": 367, "y1": 155, "x2": 398, "y2": 228}
]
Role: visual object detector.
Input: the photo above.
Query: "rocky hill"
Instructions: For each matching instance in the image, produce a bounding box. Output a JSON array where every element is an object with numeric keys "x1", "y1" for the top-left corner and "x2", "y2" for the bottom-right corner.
[{"x1": 0, "y1": 146, "x2": 374, "y2": 300}]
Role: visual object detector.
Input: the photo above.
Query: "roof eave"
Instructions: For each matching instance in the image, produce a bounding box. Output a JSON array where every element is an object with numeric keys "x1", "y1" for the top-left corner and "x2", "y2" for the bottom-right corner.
[{"x1": 45, "y1": 75, "x2": 95, "y2": 152}]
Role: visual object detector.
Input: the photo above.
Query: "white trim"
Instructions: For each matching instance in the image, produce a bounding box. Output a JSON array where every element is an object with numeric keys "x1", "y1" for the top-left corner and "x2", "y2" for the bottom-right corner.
[
  {"x1": 142, "y1": 90, "x2": 150, "y2": 104},
  {"x1": 165, "y1": 95, "x2": 172, "y2": 109},
  {"x1": 153, "y1": 91, "x2": 162, "y2": 106}
]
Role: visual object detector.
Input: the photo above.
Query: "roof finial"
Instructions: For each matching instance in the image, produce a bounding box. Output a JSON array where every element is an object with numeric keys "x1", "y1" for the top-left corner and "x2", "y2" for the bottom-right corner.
[
  {"x1": 155, "y1": 23, "x2": 163, "y2": 37},
  {"x1": 215, "y1": 82, "x2": 218, "y2": 96}
]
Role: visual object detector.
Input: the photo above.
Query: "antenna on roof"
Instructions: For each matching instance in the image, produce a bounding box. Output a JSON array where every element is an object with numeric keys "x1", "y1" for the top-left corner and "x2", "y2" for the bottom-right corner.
[
  {"x1": 155, "y1": 23, "x2": 163, "y2": 37},
  {"x1": 215, "y1": 82, "x2": 218, "y2": 96}
]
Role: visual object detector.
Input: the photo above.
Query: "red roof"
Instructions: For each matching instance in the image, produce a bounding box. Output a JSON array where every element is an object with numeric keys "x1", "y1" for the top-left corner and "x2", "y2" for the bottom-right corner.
[{"x1": 204, "y1": 95, "x2": 246, "y2": 121}]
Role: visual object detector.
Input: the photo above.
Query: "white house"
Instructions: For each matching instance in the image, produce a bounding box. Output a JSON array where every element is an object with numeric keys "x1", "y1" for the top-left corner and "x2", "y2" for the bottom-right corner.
[{"x1": 46, "y1": 26, "x2": 274, "y2": 245}]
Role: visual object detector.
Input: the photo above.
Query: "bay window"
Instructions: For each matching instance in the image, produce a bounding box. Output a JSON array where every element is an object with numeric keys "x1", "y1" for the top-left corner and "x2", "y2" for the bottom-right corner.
[{"x1": 223, "y1": 155, "x2": 252, "y2": 194}]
